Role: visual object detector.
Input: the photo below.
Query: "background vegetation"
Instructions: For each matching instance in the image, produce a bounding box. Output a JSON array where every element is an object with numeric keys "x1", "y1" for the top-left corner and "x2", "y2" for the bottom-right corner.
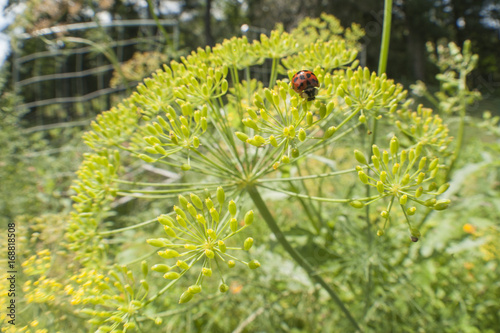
[{"x1": 0, "y1": 1, "x2": 499, "y2": 332}]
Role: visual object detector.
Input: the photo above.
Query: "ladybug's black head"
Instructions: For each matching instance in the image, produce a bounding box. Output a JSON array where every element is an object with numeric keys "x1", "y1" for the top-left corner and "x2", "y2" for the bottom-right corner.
[{"x1": 302, "y1": 87, "x2": 318, "y2": 101}]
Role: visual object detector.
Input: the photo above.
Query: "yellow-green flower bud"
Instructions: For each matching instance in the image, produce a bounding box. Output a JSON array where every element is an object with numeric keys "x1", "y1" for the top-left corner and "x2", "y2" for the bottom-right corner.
[
  {"x1": 344, "y1": 96, "x2": 353, "y2": 106},
  {"x1": 354, "y1": 150, "x2": 367, "y2": 165},
  {"x1": 193, "y1": 136, "x2": 200, "y2": 148},
  {"x1": 392, "y1": 163, "x2": 400, "y2": 176},
  {"x1": 349, "y1": 200, "x2": 365, "y2": 209},
  {"x1": 372, "y1": 145, "x2": 380, "y2": 158},
  {"x1": 401, "y1": 173, "x2": 410, "y2": 185},
  {"x1": 147, "y1": 238, "x2": 169, "y2": 247},
  {"x1": 152, "y1": 264, "x2": 170, "y2": 273},
  {"x1": 336, "y1": 86, "x2": 345, "y2": 97},
  {"x1": 216, "y1": 186, "x2": 225, "y2": 205},
  {"x1": 424, "y1": 198, "x2": 437, "y2": 207},
  {"x1": 146, "y1": 124, "x2": 159, "y2": 135},
  {"x1": 247, "y1": 108, "x2": 258, "y2": 120},
  {"x1": 428, "y1": 158, "x2": 439, "y2": 171},
  {"x1": 415, "y1": 187, "x2": 423, "y2": 198},
  {"x1": 382, "y1": 150, "x2": 389, "y2": 165},
  {"x1": 205, "y1": 198, "x2": 214, "y2": 210},
  {"x1": 247, "y1": 135, "x2": 266, "y2": 147},
  {"x1": 205, "y1": 249, "x2": 215, "y2": 259},
  {"x1": 437, "y1": 183, "x2": 450, "y2": 194},
  {"x1": 380, "y1": 210, "x2": 389, "y2": 218},
  {"x1": 228, "y1": 200, "x2": 237, "y2": 216},
  {"x1": 188, "y1": 285, "x2": 202, "y2": 294},
  {"x1": 179, "y1": 291, "x2": 193, "y2": 304},
  {"x1": 176, "y1": 260, "x2": 189, "y2": 270},
  {"x1": 377, "y1": 229, "x2": 384, "y2": 236},
  {"x1": 244, "y1": 237, "x2": 254, "y2": 251},
  {"x1": 254, "y1": 94, "x2": 264, "y2": 108},
  {"x1": 178, "y1": 195, "x2": 189, "y2": 209},
  {"x1": 184, "y1": 244, "x2": 197, "y2": 250},
  {"x1": 358, "y1": 171, "x2": 369, "y2": 184},
  {"x1": 176, "y1": 215, "x2": 187, "y2": 228},
  {"x1": 145, "y1": 146, "x2": 158, "y2": 155},
  {"x1": 376, "y1": 181, "x2": 384, "y2": 194},
  {"x1": 400, "y1": 150, "x2": 407, "y2": 164},
  {"x1": 307, "y1": 111, "x2": 313, "y2": 125},
  {"x1": 242, "y1": 118, "x2": 259, "y2": 131},
  {"x1": 291, "y1": 148, "x2": 299, "y2": 158},
  {"x1": 264, "y1": 88, "x2": 273, "y2": 104},
  {"x1": 164, "y1": 272, "x2": 180, "y2": 280},
  {"x1": 142, "y1": 261, "x2": 148, "y2": 277},
  {"x1": 327, "y1": 100, "x2": 335, "y2": 115},
  {"x1": 174, "y1": 205, "x2": 187, "y2": 220},
  {"x1": 201, "y1": 117, "x2": 208, "y2": 132},
  {"x1": 416, "y1": 173, "x2": 425, "y2": 185},
  {"x1": 418, "y1": 157, "x2": 427, "y2": 170},
  {"x1": 187, "y1": 203, "x2": 197, "y2": 217},
  {"x1": 269, "y1": 135, "x2": 279, "y2": 147},
  {"x1": 358, "y1": 114, "x2": 366, "y2": 123},
  {"x1": 244, "y1": 210, "x2": 254, "y2": 225},
  {"x1": 124, "y1": 322, "x2": 137, "y2": 330},
  {"x1": 164, "y1": 226, "x2": 177, "y2": 238},
  {"x1": 409, "y1": 149, "x2": 415, "y2": 162},
  {"x1": 170, "y1": 131, "x2": 179, "y2": 145},
  {"x1": 154, "y1": 144, "x2": 167, "y2": 155},
  {"x1": 261, "y1": 108, "x2": 269, "y2": 121},
  {"x1": 428, "y1": 182, "x2": 437, "y2": 191},
  {"x1": 202, "y1": 268, "x2": 212, "y2": 277},
  {"x1": 433, "y1": 199, "x2": 450, "y2": 211},
  {"x1": 324, "y1": 126, "x2": 337, "y2": 139},
  {"x1": 158, "y1": 249, "x2": 180, "y2": 259},
  {"x1": 230, "y1": 218, "x2": 238, "y2": 232},
  {"x1": 207, "y1": 229, "x2": 217, "y2": 239},
  {"x1": 248, "y1": 260, "x2": 261, "y2": 269},
  {"x1": 158, "y1": 214, "x2": 174, "y2": 227},
  {"x1": 181, "y1": 163, "x2": 191, "y2": 171},
  {"x1": 399, "y1": 194, "x2": 408, "y2": 205},
  {"x1": 373, "y1": 156, "x2": 380, "y2": 170},
  {"x1": 407, "y1": 207, "x2": 417, "y2": 215},
  {"x1": 228, "y1": 260, "x2": 236, "y2": 268},
  {"x1": 236, "y1": 131, "x2": 249, "y2": 142},
  {"x1": 219, "y1": 283, "x2": 229, "y2": 293},
  {"x1": 298, "y1": 128, "x2": 307, "y2": 142},
  {"x1": 190, "y1": 193, "x2": 203, "y2": 209},
  {"x1": 180, "y1": 124, "x2": 189, "y2": 137},
  {"x1": 210, "y1": 207, "x2": 219, "y2": 223},
  {"x1": 218, "y1": 240, "x2": 226, "y2": 253},
  {"x1": 390, "y1": 137, "x2": 399, "y2": 155},
  {"x1": 139, "y1": 154, "x2": 156, "y2": 163},
  {"x1": 366, "y1": 99, "x2": 375, "y2": 110}
]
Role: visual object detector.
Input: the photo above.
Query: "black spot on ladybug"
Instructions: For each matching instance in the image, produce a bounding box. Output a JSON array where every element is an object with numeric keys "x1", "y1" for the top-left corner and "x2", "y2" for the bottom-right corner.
[
  {"x1": 306, "y1": 73, "x2": 311, "y2": 78},
  {"x1": 294, "y1": 77, "x2": 298, "y2": 82},
  {"x1": 300, "y1": 75, "x2": 305, "y2": 80}
]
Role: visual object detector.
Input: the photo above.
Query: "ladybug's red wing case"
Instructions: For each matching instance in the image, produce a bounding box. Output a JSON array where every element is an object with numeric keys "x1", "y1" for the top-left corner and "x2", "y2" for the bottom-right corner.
[{"x1": 291, "y1": 70, "x2": 319, "y2": 101}]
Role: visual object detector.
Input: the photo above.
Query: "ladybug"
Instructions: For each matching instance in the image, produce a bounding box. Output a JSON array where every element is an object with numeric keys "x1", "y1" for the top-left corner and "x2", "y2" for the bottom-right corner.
[{"x1": 291, "y1": 70, "x2": 319, "y2": 101}]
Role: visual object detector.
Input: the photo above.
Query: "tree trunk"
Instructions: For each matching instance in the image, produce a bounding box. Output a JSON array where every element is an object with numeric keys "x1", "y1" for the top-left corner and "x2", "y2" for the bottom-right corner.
[{"x1": 205, "y1": 0, "x2": 214, "y2": 46}]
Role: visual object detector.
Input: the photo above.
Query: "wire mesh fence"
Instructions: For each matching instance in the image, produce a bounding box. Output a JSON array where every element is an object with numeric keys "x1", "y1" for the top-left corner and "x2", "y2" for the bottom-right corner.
[{"x1": 12, "y1": 19, "x2": 180, "y2": 129}]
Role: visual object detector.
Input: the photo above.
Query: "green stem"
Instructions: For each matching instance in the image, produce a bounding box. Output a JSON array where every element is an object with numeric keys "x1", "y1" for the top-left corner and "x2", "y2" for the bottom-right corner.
[
  {"x1": 378, "y1": 0, "x2": 393, "y2": 75},
  {"x1": 269, "y1": 57, "x2": 279, "y2": 88},
  {"x1": 146, "y1": 0, "x2": 172, "y2": 52},
  {"x1": 246, "y1": 185, "x2": 363, "y2": 332},
  {"x1": 446, "y1": 71, "x2": 467, "y2": 181}
]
